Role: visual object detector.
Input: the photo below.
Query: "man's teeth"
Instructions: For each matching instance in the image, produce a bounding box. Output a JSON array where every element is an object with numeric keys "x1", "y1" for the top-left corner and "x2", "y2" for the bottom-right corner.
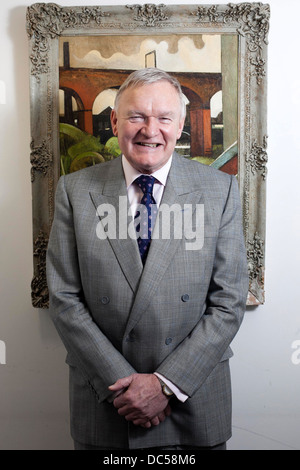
[{"x1": 138, "y1": 143, "x2": 158, "y2": 147}]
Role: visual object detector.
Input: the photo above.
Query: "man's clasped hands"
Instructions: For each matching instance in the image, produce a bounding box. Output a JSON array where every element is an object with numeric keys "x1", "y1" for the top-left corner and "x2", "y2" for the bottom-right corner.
[{"x1": 109, "y1": 373, "x2": 171, "y2": 428}]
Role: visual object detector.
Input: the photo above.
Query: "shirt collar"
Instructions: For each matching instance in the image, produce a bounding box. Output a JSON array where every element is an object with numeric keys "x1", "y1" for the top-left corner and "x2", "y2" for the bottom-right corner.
[{"x1": 122, "y1": 154, "x2": 172, "y2": 189}]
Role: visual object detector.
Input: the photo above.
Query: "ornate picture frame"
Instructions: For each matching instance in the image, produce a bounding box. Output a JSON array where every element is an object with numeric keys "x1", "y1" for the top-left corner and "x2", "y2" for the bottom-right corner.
[{"x1": 27, "y1": 3, "x2": 270, "y2": 308}]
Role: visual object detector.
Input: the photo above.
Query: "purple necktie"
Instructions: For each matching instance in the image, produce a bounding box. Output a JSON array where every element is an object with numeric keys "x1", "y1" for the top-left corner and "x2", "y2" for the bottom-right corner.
[{"x1": 134, "y1": 175, "x2": 158, "y2": 264}]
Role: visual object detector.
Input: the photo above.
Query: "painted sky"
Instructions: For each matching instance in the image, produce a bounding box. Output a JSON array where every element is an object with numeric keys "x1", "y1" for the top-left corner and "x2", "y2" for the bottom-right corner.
[{"x1": 60, "y1": 34, "x2": 221, "y2": 72}]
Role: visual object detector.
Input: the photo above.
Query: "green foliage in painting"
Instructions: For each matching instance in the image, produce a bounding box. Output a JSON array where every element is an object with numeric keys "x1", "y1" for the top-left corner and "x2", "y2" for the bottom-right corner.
[{"x1": 60, "y1": 123, "x2": 120, "y2": 175}]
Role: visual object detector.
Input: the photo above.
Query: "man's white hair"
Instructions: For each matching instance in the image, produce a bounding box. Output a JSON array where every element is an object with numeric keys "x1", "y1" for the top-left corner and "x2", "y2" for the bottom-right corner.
[{"x1": 113, "y1": 68, "x2": 186, "y2": 120}]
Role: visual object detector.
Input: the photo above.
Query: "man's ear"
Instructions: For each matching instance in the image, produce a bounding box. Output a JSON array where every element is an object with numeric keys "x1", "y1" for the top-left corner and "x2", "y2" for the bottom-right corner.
[
  {"x1": 110, "y1": 109, "x2": 118, "y2": 136},
  {"x1": 177, "y1": 117, "x2": 185, "y2": 140}
]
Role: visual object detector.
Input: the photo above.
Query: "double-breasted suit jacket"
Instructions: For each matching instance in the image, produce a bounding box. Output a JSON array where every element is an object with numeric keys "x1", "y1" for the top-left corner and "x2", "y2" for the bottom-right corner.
[{"x1": 46, "y1": 153, "x2": 249, "y2": 449}]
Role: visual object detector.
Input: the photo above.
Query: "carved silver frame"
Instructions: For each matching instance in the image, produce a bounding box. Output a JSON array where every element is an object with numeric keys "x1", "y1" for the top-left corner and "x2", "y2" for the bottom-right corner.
[{"x1": 26, "y1": 3, "x2": 270, "y2": 308}]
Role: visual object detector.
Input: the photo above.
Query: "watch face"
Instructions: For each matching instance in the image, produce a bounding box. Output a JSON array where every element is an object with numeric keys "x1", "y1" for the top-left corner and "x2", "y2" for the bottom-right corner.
[{"x1": 163, "y1": 384, "x2": 173, "y2": 397}]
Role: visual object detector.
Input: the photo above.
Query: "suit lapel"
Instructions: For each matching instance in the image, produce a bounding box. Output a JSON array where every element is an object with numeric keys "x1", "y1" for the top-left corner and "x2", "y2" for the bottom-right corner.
[
  {"x1": 124, "y1": 154, "x2": 203, "y2": 336},
  {"x1": 89, "y1": 158, "x2": 143, "y2": 294}
]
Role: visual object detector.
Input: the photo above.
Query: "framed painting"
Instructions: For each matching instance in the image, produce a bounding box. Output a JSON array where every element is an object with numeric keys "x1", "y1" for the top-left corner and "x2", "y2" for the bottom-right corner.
[{"x1": 27, "y1": 3, "x2": 270, "y2": 308}]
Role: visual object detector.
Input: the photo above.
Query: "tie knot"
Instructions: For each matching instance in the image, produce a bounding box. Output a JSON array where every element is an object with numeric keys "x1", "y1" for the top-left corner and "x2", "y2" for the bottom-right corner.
[{"x1": 134, "y1": 175, "x2": 156, "y2": 195}]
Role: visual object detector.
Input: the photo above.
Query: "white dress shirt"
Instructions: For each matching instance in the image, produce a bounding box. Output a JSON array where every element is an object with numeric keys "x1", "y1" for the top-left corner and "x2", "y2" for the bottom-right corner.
[
  {"x1": 122, "y1": 154, "x2": 188, "y2": 403},
  {"x1": 122, "y1": 153, "x2": 171, "y2": 214}
]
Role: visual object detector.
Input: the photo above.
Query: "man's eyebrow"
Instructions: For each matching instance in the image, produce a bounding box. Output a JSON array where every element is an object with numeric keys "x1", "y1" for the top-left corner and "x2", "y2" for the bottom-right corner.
[
  {"x1": 158, "y1": 111, "x2": 175, "y2": 117},
  {"x1": 126, "y1": 110, "x2": 175, "y2": 117},
  {"x1": 126, "y1": 110, "x2": 144, "y2": 116}
]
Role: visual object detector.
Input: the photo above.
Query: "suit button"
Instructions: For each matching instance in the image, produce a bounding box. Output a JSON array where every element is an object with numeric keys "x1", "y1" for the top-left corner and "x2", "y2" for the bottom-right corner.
[
  {"x1": 181, "y1": 294, "x2": 189, "y2": 302},
  {"x1": 126, "y1": 331, "x2": 135, "y2": 342},
  {"x1": 101, "y1": 296, "x2": 110, "y2": 305},
  {"x1": 165, "y1": 337, "x2": 172, "y2": 345}
]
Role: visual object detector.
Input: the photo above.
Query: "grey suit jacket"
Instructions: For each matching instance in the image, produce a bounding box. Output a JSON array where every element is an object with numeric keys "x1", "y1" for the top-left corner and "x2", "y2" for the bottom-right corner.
[{"x1": 46, "y1": 153, "x2": 249, "y2": 449}]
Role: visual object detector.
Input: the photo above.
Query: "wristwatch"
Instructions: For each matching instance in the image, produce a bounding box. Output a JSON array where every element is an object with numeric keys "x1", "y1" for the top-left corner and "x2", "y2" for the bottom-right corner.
[{"x1": 157, "y1": 378, "x2": 174, "y2": 398}]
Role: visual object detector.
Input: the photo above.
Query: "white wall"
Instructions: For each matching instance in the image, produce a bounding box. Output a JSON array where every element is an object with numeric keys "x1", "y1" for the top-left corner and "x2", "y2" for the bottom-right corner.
[{"x1": 0, "y1": 0, "x2": 299, "y2": 450}]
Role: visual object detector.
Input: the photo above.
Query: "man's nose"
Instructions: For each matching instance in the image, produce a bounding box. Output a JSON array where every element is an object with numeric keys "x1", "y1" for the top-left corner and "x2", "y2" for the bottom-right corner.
[{"x1": 141, "y1": 117, "x2": 159, "y2": 137}]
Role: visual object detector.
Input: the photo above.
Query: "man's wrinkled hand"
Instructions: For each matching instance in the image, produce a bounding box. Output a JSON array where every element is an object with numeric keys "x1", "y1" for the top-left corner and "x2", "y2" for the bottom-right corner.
[{"x1": 108, "y1": 373, "x2": 171, "y2": 428}]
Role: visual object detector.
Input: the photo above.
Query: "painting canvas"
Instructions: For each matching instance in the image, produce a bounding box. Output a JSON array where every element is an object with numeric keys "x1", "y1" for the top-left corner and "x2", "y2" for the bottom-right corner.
[
  {"x1": 58, "y1": 34, "x2": 238, "y2": 177},
  {"x1": 27, "y1": 3, "x2": 269, "y2": 308}
]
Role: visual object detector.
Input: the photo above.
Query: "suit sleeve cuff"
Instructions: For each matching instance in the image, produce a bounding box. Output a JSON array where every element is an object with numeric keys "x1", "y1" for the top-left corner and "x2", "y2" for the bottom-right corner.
[{"x1": 154, "y1": 372, "x2": 188, "y2": 402}]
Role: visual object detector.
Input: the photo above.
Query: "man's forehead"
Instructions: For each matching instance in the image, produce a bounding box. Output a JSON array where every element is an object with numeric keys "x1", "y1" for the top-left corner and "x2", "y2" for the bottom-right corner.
[
  {"x1": 118, "y1": 82, "x2": 181, "y2": 110},
  {"x1": 122, "y1": 81, "x2": 179, "y2": 99}
]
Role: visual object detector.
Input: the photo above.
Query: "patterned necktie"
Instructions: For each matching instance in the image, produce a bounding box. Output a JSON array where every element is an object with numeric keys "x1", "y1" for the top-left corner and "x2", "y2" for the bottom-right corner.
[{"x1": 134, "y1": 175, "x2": 158, "y2": 264}]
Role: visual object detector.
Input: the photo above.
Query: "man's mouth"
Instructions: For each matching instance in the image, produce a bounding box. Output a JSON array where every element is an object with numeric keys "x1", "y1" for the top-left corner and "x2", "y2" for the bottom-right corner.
[{"x1": 136, "y1": 142, "x2": 160, "y2": 148}]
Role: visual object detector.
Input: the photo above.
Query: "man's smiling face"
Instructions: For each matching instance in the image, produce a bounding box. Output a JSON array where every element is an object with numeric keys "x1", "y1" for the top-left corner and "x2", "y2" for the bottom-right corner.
[{"x1": 110, "y1": 81, "x2": 185, "y2": 174}]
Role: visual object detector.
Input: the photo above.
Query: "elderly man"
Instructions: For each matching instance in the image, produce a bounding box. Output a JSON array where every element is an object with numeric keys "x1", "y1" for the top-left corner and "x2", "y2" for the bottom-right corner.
[{"x1": 46, "y1": 68, "x2": 248, "y2": 450}]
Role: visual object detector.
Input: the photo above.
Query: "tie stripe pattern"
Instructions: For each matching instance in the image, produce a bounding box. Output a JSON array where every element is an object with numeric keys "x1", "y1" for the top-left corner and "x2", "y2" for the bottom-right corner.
[{"x1": 134, "y1": 175, "x2": 158, "y2": 264}]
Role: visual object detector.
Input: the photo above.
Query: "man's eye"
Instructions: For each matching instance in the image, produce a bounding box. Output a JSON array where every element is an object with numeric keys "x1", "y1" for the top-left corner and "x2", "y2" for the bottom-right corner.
[
  {"x1": 159, "y1": 117, "x2": 171, "y2": 123},
  {"x1": 129, "y1": 116, "x2": 144, "y2": 123}
]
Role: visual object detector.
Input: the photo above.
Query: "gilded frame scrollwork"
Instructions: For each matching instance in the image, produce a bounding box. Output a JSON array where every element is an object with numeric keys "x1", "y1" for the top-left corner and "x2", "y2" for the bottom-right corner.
[{"x1": 26, "y1": 3, "x2": 270, "y2": 308}]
